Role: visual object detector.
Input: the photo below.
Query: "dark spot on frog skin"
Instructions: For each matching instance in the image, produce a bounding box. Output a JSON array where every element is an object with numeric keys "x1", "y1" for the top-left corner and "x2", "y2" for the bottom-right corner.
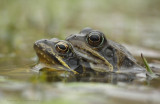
[{"x1": 121, "y1": 57, "x2": 134, "y2": 67}]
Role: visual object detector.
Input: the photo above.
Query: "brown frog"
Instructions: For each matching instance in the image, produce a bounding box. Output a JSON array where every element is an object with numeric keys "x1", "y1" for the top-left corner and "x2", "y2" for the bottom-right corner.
[
  {"x1": 33, "y1": 32, "x2": 147, "y2": 82},
  {"x1": 66, "y1": 27, "x2": 146, "y2": 76},
  {"x1": 33, "y1": 38, "x2": 82, "y2": 74}
]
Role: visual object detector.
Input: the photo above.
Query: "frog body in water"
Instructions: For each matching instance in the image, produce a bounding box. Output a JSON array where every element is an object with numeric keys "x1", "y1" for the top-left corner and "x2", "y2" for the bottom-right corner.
[
  {"x1": 33, "y1": 38, "x2": 136, "y2": 82},
  {"x1": 33, "y1": 38, "x2": 82, "y2": 74},
  {"x1": 66, "y1": 27, "x2": 146, "y2": 75},
  {"x1": 33, "y1": 38, "x2": 101, "y2": 81},
  {"x1": 33, "y1": 28, "x2": 148, "y2": 82}
]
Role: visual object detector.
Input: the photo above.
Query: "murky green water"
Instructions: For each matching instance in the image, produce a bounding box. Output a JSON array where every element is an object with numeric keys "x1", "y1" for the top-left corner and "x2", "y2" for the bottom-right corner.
[{"x1": 0, "y1": 55, "x2": 160, "y2": 103}]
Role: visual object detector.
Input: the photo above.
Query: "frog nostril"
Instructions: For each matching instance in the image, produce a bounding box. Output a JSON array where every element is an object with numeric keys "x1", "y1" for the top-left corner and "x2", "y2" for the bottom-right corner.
[{"x1": 72, "y1": 35, "x2": 77, "y2": 39}]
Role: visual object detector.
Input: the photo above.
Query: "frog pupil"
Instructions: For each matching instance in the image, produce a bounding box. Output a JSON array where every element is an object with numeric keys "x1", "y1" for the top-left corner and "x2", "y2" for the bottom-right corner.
[
  {"x1": 55, "y1": 42, "x2": 69, "y2": 54},
  {"x1": 87, "y1": 31, "x2": 103, "y2": 47},
  {"x1": 58, "y1": 44, "x2": 66, "y2": 50},
  {"x1": 89, "y1": 34, "x2": 100, "y2": 42}
]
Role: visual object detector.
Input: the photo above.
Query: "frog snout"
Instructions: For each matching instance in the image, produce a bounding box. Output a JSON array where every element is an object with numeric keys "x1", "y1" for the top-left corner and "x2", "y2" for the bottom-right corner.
[{"x1": 34, "y1": 39, "x2": 48, "y2": 49}]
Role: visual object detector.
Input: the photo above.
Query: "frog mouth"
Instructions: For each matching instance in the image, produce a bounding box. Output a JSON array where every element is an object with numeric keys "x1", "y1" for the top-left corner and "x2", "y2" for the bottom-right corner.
[
  {"x1": 34, "y1": 41, "x2": 57, "y2": 65},
  {"x1": 34, "y1": 45, "x2": 68, "y2": 72}
]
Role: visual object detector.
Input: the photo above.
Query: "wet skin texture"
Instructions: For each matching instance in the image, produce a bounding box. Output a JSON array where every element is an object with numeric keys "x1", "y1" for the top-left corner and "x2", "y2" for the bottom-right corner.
[
  {"x1": 34, "y1": 38, "x2": 101, "y2": 81},
  {"x1": 33, "y1": 28, "x2": 148, "y2": 82},
  {"x1": 34, "y1": 38, "x2": 82, "y2": 74},
  {"x1": 66, "y1": 27, "x2": 146, "y2": 74}
]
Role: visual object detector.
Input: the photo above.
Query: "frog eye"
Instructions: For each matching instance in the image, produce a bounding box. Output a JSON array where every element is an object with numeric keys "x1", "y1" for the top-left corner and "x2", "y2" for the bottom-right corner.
[
  {"x1": 87, "y1": 31, "x2": 104, "y2": 47},
  {"x1": 55, "y1": 42, "x2": 69, "y2": 54}
]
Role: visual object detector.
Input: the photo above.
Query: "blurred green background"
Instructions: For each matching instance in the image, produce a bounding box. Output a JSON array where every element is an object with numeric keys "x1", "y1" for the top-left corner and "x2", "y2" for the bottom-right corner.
[{"x1": 0, "y1": 0, "x2": 160, "y2": 66}]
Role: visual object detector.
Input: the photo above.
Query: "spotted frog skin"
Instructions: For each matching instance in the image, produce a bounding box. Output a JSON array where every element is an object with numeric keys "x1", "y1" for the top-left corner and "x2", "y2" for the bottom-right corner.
[
  {"x1": 66, "y1": 27, "x2": 146, "y2": 74},
  {"x1": 33, "y1": 28, "x2": 148, "y2": 81},
  {"x1": 33, "y1": 38, "x2": 82, "y2": 74}
]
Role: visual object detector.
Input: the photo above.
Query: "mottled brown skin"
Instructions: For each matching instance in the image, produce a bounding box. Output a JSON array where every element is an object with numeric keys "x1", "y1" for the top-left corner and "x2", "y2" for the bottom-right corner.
[
  {"x1": 33, "y1": 38, "x2": 102, "y2": 81},
  {"x1": 66, "y1": 27, "x2": 146, "y2": 74},
  {"x1": 33, "y1": 30, "x2": 147, "y2": 82},
  {"x1": 34, "y1": 38, "x2": 82, "y2": 74}
]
